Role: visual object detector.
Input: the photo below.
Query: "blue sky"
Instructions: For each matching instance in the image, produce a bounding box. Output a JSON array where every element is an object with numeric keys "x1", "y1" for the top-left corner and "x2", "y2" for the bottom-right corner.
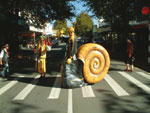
[
  {"x1": 51, "y1": 0, "x2": 97, "y2": 27},
  {"x1": 68, "y1": 0, "x2": 97, "y2": 26}
]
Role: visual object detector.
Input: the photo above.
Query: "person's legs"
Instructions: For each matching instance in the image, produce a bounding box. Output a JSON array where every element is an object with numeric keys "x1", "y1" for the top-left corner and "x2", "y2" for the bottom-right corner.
[
  {"x1": 0, "y1": 67, "x2": 6, "y2": 77},
  {"x1": 125, "y1": 57, "x2": 130, "y2": 71},
  {"x1": 1, "y1": 64, "x2": 9, "y2": 77},
  {"x1": 39, "y1": 59, "x2": 46, "y2": 78},
  {"x1": 130, "y1": 57, "x2": 134, "y2": 71},
  {"x1": 130, "y1": 65, "x2": 134, "y2": 71}
]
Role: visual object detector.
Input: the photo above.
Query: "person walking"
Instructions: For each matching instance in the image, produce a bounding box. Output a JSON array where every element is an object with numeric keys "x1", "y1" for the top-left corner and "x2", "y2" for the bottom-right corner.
[
  {"x1": 37, "y1": 36, "x2": 47, "y2": 78},
  {"x1": 0, "y1": 44, "x2": 9, "y2": 77},
  {"x1": 125, "y1": 38, "x2": 135, "y2": 72}
]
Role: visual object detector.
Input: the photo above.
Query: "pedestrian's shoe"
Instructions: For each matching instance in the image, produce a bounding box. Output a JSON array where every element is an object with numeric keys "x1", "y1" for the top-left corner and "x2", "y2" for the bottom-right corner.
[
  {"x1": 124, "y1": 68, "x2": 129, "y2": 71},
  {"x1": 0, "y1": 73, "x2": 5, "y2": 77},
  {"x1": 129, "y1": 69, "x2": 134, "y2": 72}
]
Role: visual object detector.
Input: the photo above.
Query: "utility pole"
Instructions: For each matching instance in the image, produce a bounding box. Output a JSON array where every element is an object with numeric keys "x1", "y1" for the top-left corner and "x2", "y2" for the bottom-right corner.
[
  {"x1": 142, "y1": 7, "x2": 150, "y2": 69},
  {"x1": 148, "y1": 13, "x2": 150, "y2": 68}
]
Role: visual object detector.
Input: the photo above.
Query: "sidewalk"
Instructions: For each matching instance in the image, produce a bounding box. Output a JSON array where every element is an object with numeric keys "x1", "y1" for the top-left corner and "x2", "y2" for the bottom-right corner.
[
  {"x1": 110, "y1": 59, "x2": 144, "y2": 72},
  {"x1": 108, "y1": 48, "x2": 149, "y2": 72}
]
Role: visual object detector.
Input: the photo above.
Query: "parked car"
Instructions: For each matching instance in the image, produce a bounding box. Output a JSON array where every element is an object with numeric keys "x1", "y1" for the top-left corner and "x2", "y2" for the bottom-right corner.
[
  {"x1": 51, "y1": 38, "x2": 59, "y2": 47},
  {"x1": 61, "y1": 36, "x2": 69, "y2": 43}
]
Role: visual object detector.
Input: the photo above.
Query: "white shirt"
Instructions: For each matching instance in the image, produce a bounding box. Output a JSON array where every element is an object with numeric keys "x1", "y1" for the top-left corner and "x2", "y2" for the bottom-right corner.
[
  {"x1": 0, "y1": 48, "x2": 7, "y2": 58},
  {"x1": 0, "y1": 48, "x2": 9, "y2": 66}
]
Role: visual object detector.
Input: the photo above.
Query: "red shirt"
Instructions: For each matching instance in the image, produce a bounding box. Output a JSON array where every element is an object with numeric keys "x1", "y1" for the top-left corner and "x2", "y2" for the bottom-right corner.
[{"x1": 127, "y1": 42, "x2": 134, "y2": 57}]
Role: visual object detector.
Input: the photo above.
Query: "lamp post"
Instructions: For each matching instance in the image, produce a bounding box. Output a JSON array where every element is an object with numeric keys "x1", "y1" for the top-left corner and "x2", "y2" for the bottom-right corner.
[{"x1": 142, "y1": 7, "x2": 150, "y2": 68}]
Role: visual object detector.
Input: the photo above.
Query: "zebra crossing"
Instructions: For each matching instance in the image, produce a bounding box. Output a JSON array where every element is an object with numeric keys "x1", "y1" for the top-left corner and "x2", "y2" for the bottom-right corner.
[{"x1": 0, "y1": 71, "x2": 150, "y2": 101}]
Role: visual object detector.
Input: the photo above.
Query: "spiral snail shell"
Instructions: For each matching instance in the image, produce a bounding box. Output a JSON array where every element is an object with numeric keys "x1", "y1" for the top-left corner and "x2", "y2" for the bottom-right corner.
[{"x1": 77, "y1": 43, "x2": 110, "y2": 83}]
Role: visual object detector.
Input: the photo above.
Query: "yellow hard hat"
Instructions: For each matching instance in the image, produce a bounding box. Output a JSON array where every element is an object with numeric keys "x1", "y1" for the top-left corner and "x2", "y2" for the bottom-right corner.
[{"x1": 68, "y1": 27, "x2": 74, "y2": 32}]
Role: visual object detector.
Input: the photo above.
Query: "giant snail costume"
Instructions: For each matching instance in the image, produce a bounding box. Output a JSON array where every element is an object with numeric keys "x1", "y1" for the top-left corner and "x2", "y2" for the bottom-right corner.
[{"x1": 61, "y1": 27, "x2": 110, "y2": 88}]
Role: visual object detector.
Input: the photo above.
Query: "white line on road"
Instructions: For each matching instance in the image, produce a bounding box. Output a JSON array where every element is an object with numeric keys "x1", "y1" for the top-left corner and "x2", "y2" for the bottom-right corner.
[
  {"x1": 118, "y1": 72, "x2": 150, "y2": 94},
  {"x1": 68, "y1": 89, "x2": 73, "y2": 113},
  {"x1": 0, "y1": 76, "x2": 24, "y2": 96},
  {"x1": 47, "y1": 74, "x2": 61, "y2": 99},
  {"x1": 0, "y1": 81, "x2": 18, "y2": 96},
  {"x1": 82, "y1": 85, "x2": 95, "y2": 97},
  {"x1": 104, "y1": 74, "x2": 129, "y2": 96},
  {"x1": 13, "y1": 75, "x2": 40, "y2": 100},
  {"x1": 51, "y1": 48, "x2": 63, "y2": 51},
  {"x1": 136, "y1": 72, "x2": 150, "y2": 80}
]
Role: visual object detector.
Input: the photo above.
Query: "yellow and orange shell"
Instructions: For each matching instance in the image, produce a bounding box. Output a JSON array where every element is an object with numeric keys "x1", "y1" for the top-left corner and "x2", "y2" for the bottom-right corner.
[{"x1": 77, "y1": 43, "x2": 110, "y2": 83}]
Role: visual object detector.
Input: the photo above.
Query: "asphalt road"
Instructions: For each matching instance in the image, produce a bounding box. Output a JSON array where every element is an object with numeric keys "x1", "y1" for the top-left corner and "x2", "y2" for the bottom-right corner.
[{"x1": 0, "y1": 42, "x2": 150, "y2": 113}]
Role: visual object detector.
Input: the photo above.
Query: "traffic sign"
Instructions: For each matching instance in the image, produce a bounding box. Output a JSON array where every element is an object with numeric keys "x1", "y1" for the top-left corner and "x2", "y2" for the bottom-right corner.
[{"x1": 142, "y1": 7, "x2": 149, "y2": 15}]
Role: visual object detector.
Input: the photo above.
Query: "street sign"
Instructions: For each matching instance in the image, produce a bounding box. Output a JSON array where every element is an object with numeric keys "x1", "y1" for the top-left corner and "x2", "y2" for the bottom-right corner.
[{"x1": 142, "y1": 7, "x2": 149, "y2": 15}]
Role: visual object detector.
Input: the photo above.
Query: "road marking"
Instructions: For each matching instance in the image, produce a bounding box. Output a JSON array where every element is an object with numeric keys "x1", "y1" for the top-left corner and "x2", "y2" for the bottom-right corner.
[
  {"x1": 136, "y1": 72, "x2": 150, "y2": 80},
  {"x1": 46, "y1": 74, "x2": 61, "y2": 78},
  {"x1": 82, "y1": 85, "x2": 95, "y2": 97},
  {"x1": 118, "y1": 72, "x2": 150, "y2": 94},
  {"x1": 0, "y1": 76, "x2": 24, "y2": 96},
  {"x1": 68, "y1": 89, "x2": 73, "y2": 113},
  {"x1": 47, "y1": 74, "x2": 61, "y2": 99},
  {"x1": 13, "y1": 75, "x2": 40, "y2": 100},
  {"x1": 104, "y1": 74, "x2": 129, "y2": 96},
  {"x1": 51, "y1": 48, "x2": 63, "y2": 51},
  {"x1": 0, "y1": 81, "x2": 18, "y2": 96}
]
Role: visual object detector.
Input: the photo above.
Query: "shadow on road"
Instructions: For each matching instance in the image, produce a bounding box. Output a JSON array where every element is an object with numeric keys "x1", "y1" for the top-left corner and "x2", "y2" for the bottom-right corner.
[
  {"x1": 97, "y1": 82, "x2": 150, "y2": 113},
  {"x1": 11, "y1": 101, "x2": 60, "y2": 113}
]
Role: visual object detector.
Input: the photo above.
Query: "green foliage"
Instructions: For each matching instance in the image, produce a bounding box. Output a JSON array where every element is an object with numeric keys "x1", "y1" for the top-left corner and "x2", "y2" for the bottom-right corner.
[
  {"x1": 75, "y1": 12, "x2": 93, "y2": 37},
  {"x1": 53, "y1": 20, "x2": 68, "y2": 31},
  {"x1": 0, "y1": 0, "x2": 76, "y2": 28},
  {"x1": 83, "y1": 0, "x2": 150, "y2": 33}
]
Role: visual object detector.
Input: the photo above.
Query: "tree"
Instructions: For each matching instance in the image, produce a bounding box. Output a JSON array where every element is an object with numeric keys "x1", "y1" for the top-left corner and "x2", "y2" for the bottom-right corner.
[
  {"x1": 75, "y1": 12, "x2": 93, "y2": 39},
  {"x1": 0, "y1": 0, "x2": 76, "y2": 53},
  {"x1": 53, "y1": 20, "x2": 68, "y2": 31},
  {"x1": 83, "y1": 0, "x2": 150, "y2": 34},
  {"x1": 53, "y1": 20, "x2": 68, "y2": 37},
  {"x1": 0, "y1": 0, "x2": 76, "y2": 28}
]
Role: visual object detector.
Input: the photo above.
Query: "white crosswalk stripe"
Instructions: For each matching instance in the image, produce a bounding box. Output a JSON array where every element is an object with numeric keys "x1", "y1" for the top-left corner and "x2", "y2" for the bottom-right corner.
[
  {"x1": 13, "y1": 75, "x2": 40, "y2": 100},
  {"x1": 0, "y1": 81, "x2": 18, "y2": 96},
  {"x1": 47, "y1": 74, "x2": 61, "y2": 99},
  {"x1": 0, "y1": 76, "x2": 24, "y2": 96},
  {"x1": 104, "y1": 74, "x2": 129, "y2": 96},
  {"x1": 118, "y1": 72, "x2": 150, "y2": 94},
  {"x1": 0, "y1": 71, "x2": 150, "y2": 100},
  {"x1": 136, "y1": 72, "x2": 150, "y2": 80},
  {"x1": 82, "y1": 85, "x2": 95, "y2": 97}
]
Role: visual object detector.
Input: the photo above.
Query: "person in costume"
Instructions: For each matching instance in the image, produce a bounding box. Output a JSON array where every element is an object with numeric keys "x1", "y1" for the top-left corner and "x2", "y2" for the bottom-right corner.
[
  {"x1": 66, "y1": 27, "x2": 77, "y2": 64},
  {"x1": 61, "y1": 27, "x2": 110, "y2": 88},
  {"x1": 61, "y1": 27, "x2": 85, "y2": 88},
  {"x1": 0, "y1": 44, "x2": 9, "y2": 77},
  {"x1": 37, "y1": 35, "x2": 47, "y2": 77}
]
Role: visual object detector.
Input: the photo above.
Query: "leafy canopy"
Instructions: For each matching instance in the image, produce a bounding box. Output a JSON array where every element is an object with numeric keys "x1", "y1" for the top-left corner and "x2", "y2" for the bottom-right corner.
[
  {"x1": 82, "y1": 0, "x2": 150, "y2": 33},
  {"x1": 53, "y1": 20, "x2": 68, "y2": 30},
  {"x1": 75, "y1": 12, "x2": 93, "y2": 37},
  {"x1": 0, "y1": 0, "x2": 76, "y2": 27}
]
